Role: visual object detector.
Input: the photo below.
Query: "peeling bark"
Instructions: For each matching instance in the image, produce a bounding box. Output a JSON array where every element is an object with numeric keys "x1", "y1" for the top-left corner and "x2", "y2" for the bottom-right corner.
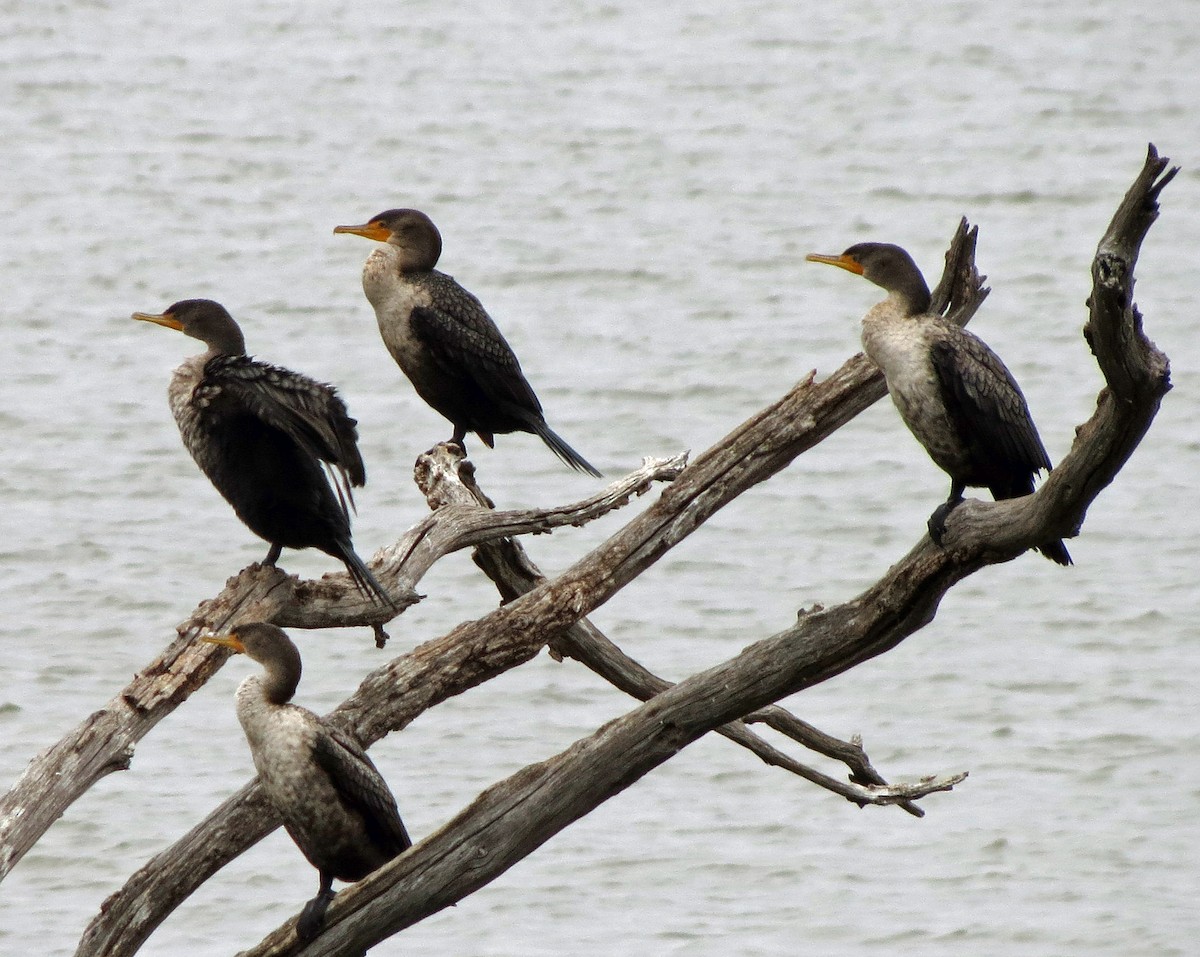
[
  {"x1": 0, "y1": 147, "x2": 1172, "y2": 957},
  {"x1": 236, "y1": 146, "x2": 1177, "y2": 957}
]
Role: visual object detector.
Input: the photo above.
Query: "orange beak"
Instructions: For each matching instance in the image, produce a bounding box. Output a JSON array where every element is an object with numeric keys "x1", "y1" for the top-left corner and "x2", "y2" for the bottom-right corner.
[
  {"x1": 132, "y1": 310, "x2": 184, "y2": 331},
  {"x1": 333, "y1": 221, "x2": 392, "y2": 242},
  {"x1": 202, "y1": 633, "x2": 246, "y2": 653},
  {"x1": 805, "y1": 252, "x2": 864, "y2": 276}
]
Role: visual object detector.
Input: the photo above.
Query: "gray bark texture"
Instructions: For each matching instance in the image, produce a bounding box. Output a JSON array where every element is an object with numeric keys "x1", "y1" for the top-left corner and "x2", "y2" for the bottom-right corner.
[{"x1": 0, "y1": 146, "x2": 1174, "y2": 957}]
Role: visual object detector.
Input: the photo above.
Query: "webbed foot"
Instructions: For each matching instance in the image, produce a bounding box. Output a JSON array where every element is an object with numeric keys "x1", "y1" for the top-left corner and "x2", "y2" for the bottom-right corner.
[
  {"x1": 297, "y1": 889, "x2": 336, "y2": 941},
  {"x1": 927, "y1": 498, "x2": 963, "y2": 546}
]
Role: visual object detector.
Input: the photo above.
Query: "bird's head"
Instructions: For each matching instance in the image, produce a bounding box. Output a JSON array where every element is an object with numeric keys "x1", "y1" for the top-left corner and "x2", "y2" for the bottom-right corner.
[
  {"x1": 203, "y1": 622, "x2": 302, "y2": 702},
  {"x1": 334, "y1": 208, "x2": 442, "y2": 271},
  {"x1": 806, "y1": 242, "x2": 931, "y2": 314},
  {"x1": 132, "y1": 299, "x2": 247, "y2": 355}
]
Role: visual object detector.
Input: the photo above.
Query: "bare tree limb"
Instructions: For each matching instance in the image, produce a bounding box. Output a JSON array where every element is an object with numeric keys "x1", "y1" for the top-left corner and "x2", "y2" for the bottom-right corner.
[
  {"x1": 415, "y1": 438, "x2": 935, "y2": 811},
  {"x1": 245, "y1": 569, "x2": 981, "y2": 957},
  {"x1": 0, "y1": 569, "x2": 294, "y2": 884},
  {"x1": 274, "y1": 451, "x2": 688, "y2": 630},
  {"x1": 229, "y1": 145, "x2": 1175, "y2": 957},
  {"x1": 0, "y1": 457, "x2": 679, "y2": 886},
  {"x1": 60, "y1": 146, "x2": 1173, "y2": 956},
  {"x1": 433, "y1": 444, "x2": 936, "y2": 816},
  {"x1": 937, "y1": 144, "x2": 1174, "y2": 560},
  {"x1": 71, "y1": 219, "x2": 986, "y2": 957}
]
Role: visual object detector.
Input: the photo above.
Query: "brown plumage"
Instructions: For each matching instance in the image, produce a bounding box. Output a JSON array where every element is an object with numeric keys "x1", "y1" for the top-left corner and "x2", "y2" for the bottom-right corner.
[
  {"x1": 807, "y1": 242, "x2": 1071, "y2": 565},
  {"x1": 134, "y1": 299, "x2": 398, "y2": 603},
  {"x1": 334, "y1": 208, "x2": 601, "y2": 476},
  {"x1": 204, "y1": 622, "x2": 411, "y2": 939}
]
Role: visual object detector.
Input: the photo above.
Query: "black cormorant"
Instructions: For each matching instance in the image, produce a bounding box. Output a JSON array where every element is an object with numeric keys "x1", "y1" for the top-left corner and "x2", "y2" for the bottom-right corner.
[
  {"x1": 204, "y1": 622, "x2": 411, "y2": 939},
  {"x1": 134, "y1": 299, "x2": 398, "y2": 603},
  {"x1": 334, "y1": 208, "x2": 601, "y2": 476},
  {"x1": 806, "y1": 243, "x2": 1071, "y2": 565}
]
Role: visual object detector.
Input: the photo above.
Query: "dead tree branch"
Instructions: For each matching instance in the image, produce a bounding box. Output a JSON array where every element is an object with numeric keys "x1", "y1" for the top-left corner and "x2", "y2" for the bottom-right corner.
[
  {"x1": 233, "y1": 144, "x2": 1176, "y2": 956},
  {"x1": 71, "y1": 219, "x2": 988, "y2": 957},
  {"x1": 0, "y1": 456, "x2": 680, "y2": 885},
  {"x1": 454, "y1": 455, "x2": 931, "y2": 816},
  {"x1": 28, "y1": 144, "x2": 1169, "y2": 956}
]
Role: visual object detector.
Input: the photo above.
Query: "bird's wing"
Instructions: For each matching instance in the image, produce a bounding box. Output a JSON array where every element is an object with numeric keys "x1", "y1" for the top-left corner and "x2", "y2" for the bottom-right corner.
[
  {"x1": 312, "y1": 726, "x2": 412, "y2": 855},
  {"x1": 201, "y1": 356, "x2": 367, "y2": 497},
  {"x1": 930, "y1": 328, "x2": 1053, "y2": 480},
  {"x1": 408, "y1": 275, "x2": 544, "y2": 416}
]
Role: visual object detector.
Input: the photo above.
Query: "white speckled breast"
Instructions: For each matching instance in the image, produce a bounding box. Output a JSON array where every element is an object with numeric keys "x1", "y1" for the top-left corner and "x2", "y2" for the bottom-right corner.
[
  {"x1": 234, "y1": 678, "x2": 351, "y2": 864},
  {"x1": 166, "y1": 353, "x2": 223, "y2": 476},
  {"x1": 361, "y1": 247, "x2": 431, "y2": 377},
  {"x1": 860, "y1": 296, "x2": 967, "y2": 473},
  {"x1": 166, "y1": 354, "x2": 205, "y2": 424}
]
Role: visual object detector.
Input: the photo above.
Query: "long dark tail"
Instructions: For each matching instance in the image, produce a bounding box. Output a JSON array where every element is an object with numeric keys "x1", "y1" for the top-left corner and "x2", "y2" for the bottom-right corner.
[
  {"x1": 533, "y1": 421, "x2": 602, "y2": 477},
  {"x1": 338, "y1": 544, "x2": 399, "y2": 609},
  {"x1": 989, "y1": 480, "x2": 1072, "y2": 567},
  {"x1": 1037, "y1": 538, "x2": 1072, "y2": 566}
]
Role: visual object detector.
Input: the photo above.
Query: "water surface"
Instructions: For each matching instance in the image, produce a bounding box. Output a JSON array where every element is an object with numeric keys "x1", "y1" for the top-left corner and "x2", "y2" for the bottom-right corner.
[{"x1": 1, "y1": 2, "x2": 1197, "y2": 954}]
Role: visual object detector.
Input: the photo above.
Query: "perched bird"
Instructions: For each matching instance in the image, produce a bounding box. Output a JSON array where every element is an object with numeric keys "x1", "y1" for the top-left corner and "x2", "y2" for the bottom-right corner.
[
  {"x1": 334, "y1": 208, "x2": 601, "y2": 476},
  {"x1": 204, "y1": 622, "x2": 412, "y2": 939},
  {"x1": 134, "y1": 299, "x2": 397, "y2": 604},
  {"x1": 806, "y1": 242, "x2": 1071, "y2": 565}
]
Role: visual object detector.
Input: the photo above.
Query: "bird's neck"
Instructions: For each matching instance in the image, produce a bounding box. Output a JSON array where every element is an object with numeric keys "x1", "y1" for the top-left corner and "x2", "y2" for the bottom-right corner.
[
  {"x1": 241, "y1": 664, "x2": 299, "y2": 708},
  {"x1": 864, "y1": 286, "x2": 932, "y2": 325},
  {"x1": 381, "y1": 241, "x2": 436, "y2": 275},
  {"x1": 866, "y1": 290, "x2": 922, "y2": 325},
  {"x1": 861, "y1": 293, "x2": 930, "y2": 367},
  {"x1": 203, "y1": 327, "x2": 247, "y2": 357},
  {"x1": 201, "y1": 344, "x2": 239, "y2": 364},
  {"x1": 890, "y1": 275, "x2": 932, "y2": 317}
]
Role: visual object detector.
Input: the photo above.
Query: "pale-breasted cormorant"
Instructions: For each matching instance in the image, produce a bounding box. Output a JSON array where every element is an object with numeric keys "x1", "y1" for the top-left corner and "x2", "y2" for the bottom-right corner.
[
  {"x1": 134, "y1": 299, "x2": 398, "y2": 603},
  {"x1": 204, "y1": 622, "x2": 411, "y2": 939},
  {"x1": 333, "y1": 208, "x2": 601, "y2": 476},
  {"x1": 806, "y1": 243, "x2": 1071, "y2": 565}
]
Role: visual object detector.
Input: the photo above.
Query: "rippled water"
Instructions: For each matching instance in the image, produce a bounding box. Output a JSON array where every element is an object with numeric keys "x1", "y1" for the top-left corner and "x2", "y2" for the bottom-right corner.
[{"x1": 2, "y1": 2, "x2": 1198, "y2": 954}]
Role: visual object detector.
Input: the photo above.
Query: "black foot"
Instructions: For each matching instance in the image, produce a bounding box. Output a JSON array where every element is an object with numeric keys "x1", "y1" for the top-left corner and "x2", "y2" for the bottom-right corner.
[
  {"x1": 263, "y1": 542, "x2": 283, "y2": 567},
  {"x1": 297, "y1": 889, "x2": 335, "y2": 941},
  {"x1": 373, "y1": 623, "x2": 390, "y2": 649},
  {"x1": 927, "y1": 499, "x2": 963, "y2": 546}
]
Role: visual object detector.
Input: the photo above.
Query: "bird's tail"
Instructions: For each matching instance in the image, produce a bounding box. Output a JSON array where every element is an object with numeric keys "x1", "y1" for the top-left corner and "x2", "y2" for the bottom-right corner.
[
  {"x1": 989, "y1": 480, "x2": 1072, "y2": 567},
  {"x1": 1038, "y1": 538, "x2": 1073, "y2": 566},
  {"x1": 339, "y1": 545, "x2": 400, "y2": 610},
  {"x1": 533, "y1": 421, "x2": 602, "y2": 477}
]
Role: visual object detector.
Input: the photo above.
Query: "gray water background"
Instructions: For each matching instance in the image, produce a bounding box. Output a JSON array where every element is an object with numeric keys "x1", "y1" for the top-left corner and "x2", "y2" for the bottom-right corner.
[{"x1": 1, "y1": 2, "x2": 1198, "y2": 954}]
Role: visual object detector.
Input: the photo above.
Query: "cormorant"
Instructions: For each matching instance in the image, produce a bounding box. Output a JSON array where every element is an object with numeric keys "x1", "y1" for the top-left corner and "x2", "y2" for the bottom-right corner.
[
  {"x1": 333, "y1": 208, "x2": 601, "y2": 476},
  {"x1": 806, "y1": 243, "x2": 1071, "y2": 565},
  {"x1": 134, "y1": 299, "x2": 398, "y2": 603},
  {"x1": 204, "y1": 622, "x2": 411, "y2": 939}
]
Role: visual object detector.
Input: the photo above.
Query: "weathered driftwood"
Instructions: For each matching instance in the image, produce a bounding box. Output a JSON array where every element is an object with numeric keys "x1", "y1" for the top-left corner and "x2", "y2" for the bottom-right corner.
[
  {"x1": 462, "y1": 456, "x2": 934, "y2": 816},
  {"x1": 231, "y1": 145, "x2": 1174, "y2": 957},
  {"x1": 72, "y1": 448, "x2": 940, "y2": 957},
  {"x1": 69, "y1": 219, "x2": 991, "y2": 956},
  {"x1": 0, "y1": 455, "x2": 683, "y2": 884},
  {"x1": 3, "y1": 144, "x2": 1171, "y2": 956}
]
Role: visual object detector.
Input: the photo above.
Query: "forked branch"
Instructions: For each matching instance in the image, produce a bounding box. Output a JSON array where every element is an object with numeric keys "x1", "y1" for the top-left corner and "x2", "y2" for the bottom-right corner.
[
  {"x1": 0, "y1": 456, "x2": 681, "y2": 884},
  {"x1": 233, "y1": 145, "x2": 1174, "y2": 957},
  {"x1": 71, "y1": 219, "x2": 990, "y2": 956},
  {"x1": 44, "y1": 145, "x2": 1175, "y2": 957}
]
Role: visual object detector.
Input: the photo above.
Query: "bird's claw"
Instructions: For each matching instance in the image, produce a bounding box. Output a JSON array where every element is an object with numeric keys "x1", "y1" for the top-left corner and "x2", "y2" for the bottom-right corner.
[
  {"x1": 927, "y1": 499, "x2": 962, "y2": 546},
  {"x1": 296, "y1": 889, "x2": 336, "y2": 941}
]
